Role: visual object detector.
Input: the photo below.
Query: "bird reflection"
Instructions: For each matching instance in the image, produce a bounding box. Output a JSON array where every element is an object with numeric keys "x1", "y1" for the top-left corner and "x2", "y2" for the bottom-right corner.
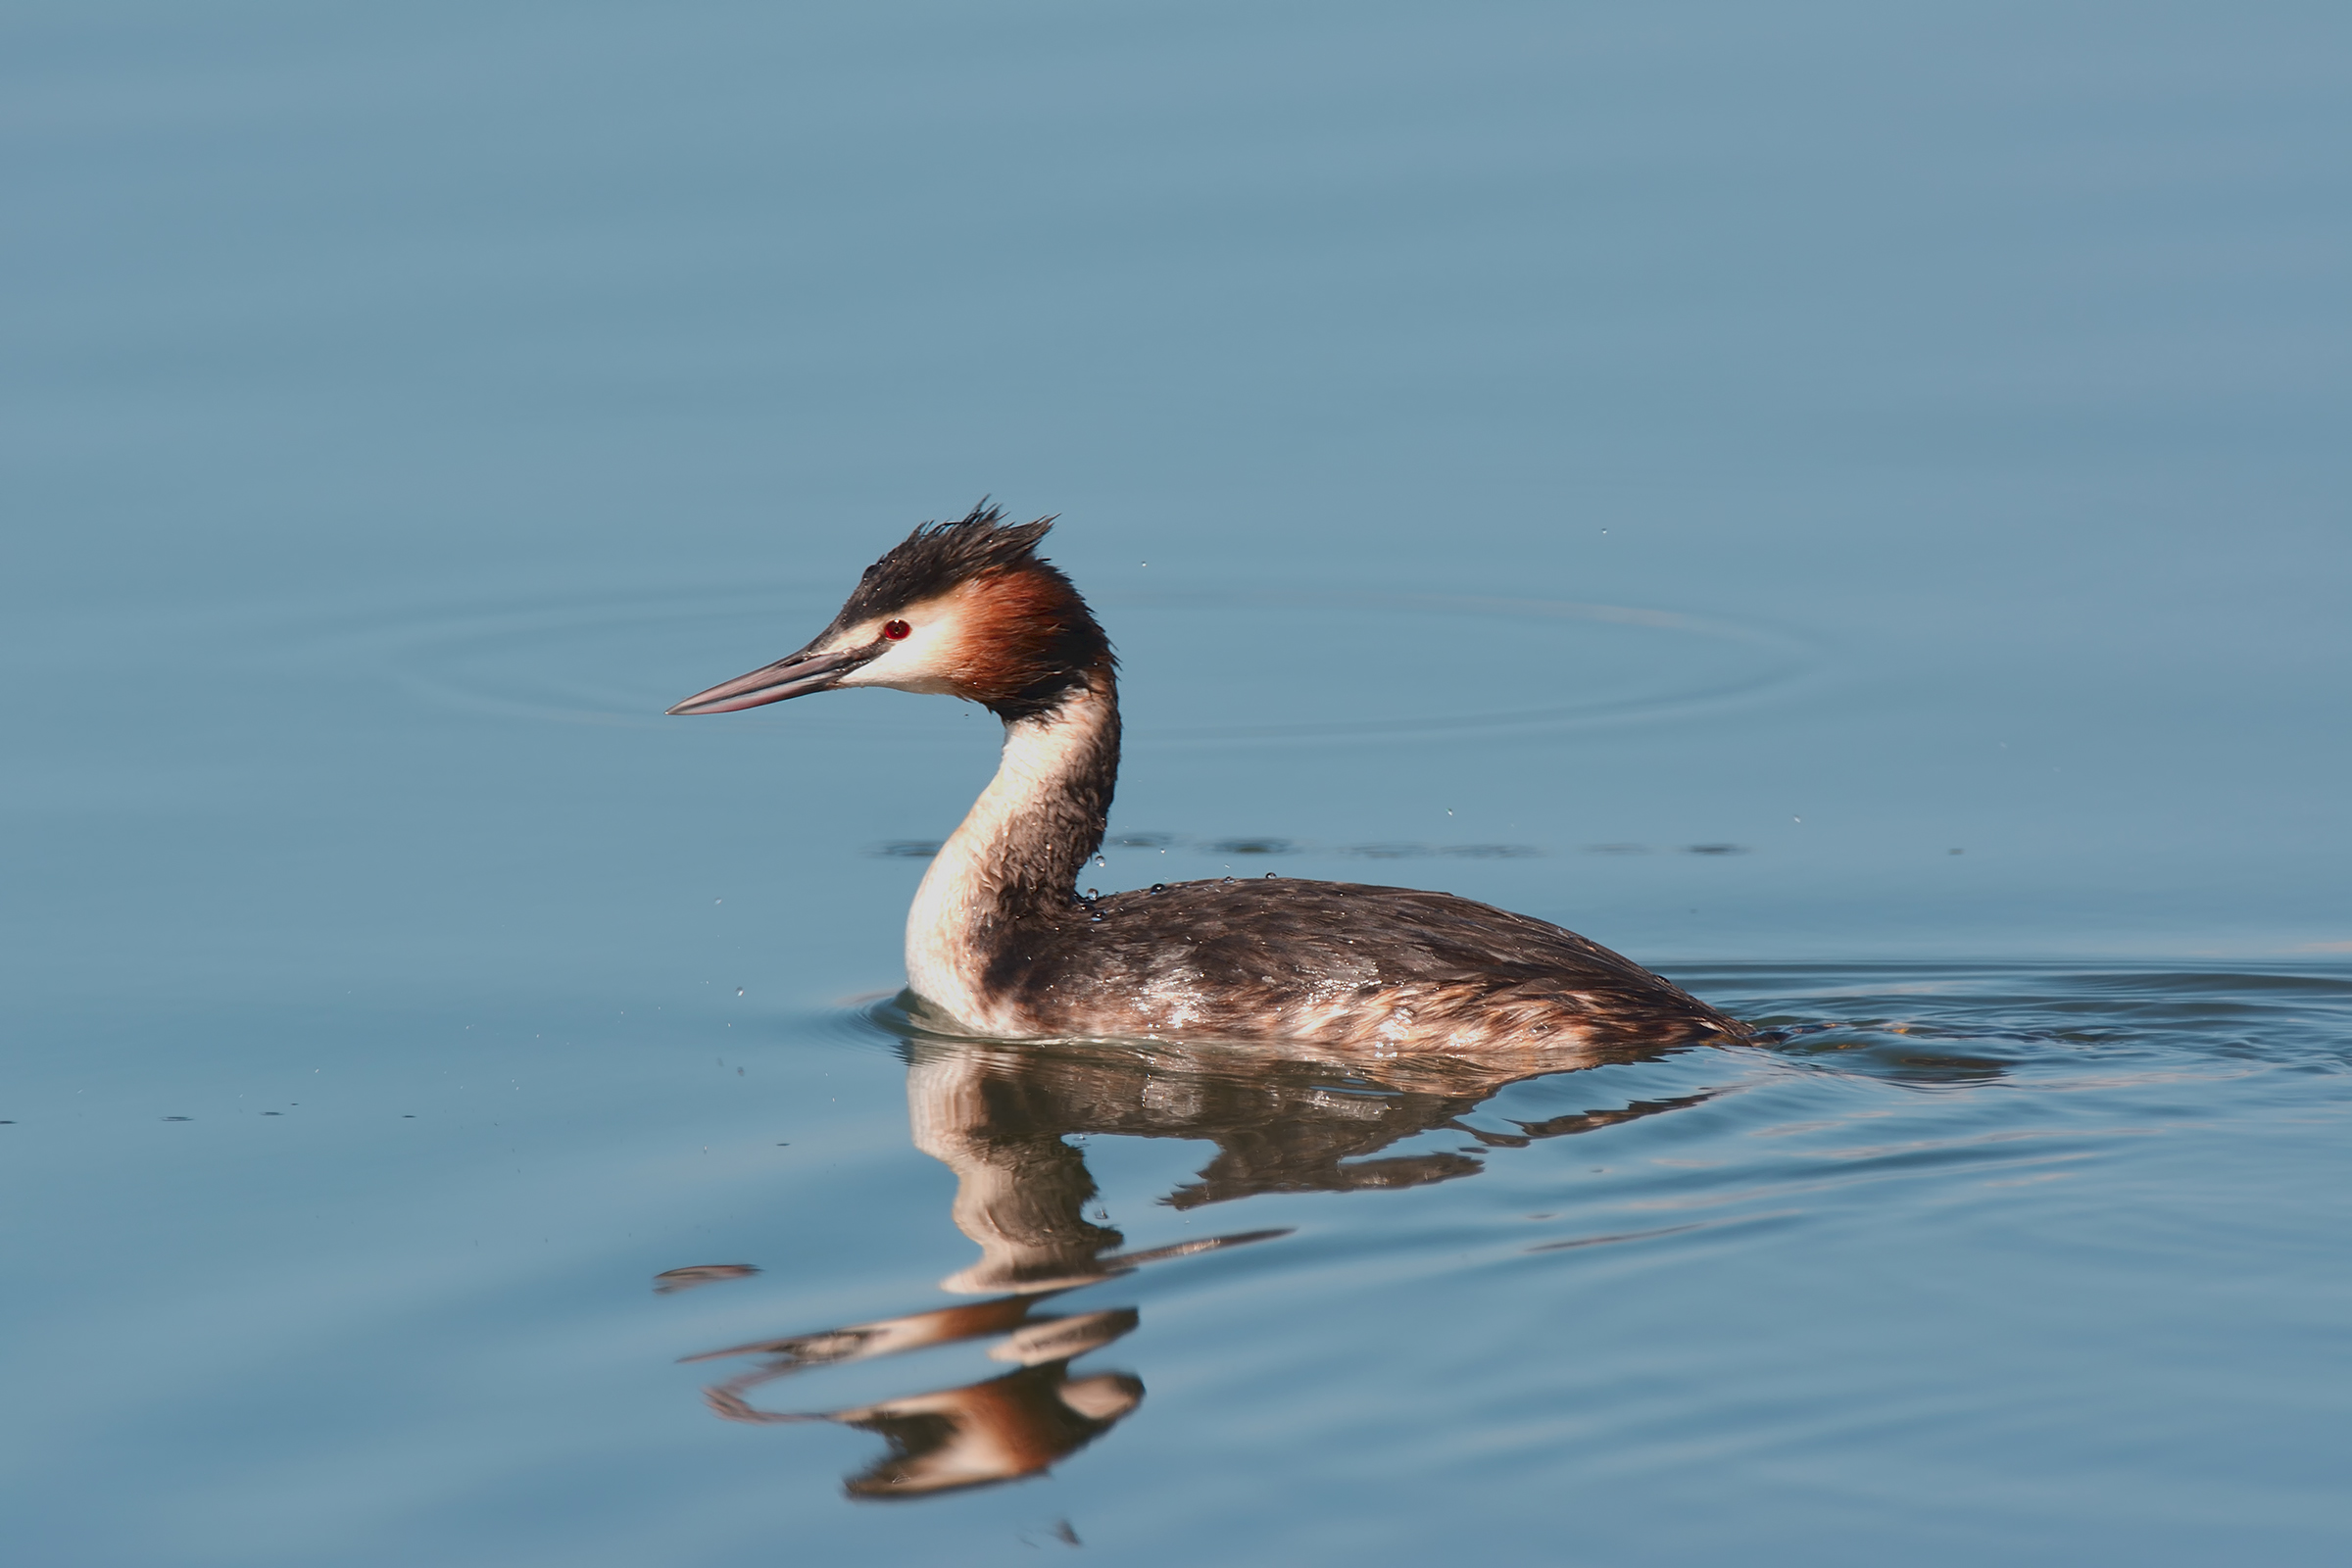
[
  {"x1": 674, "y1": 1004, "x2": 1712, "y2": 1498},
  {"x1": 692, "y1": 1298, "x2": 1146, "y2": 1498}
]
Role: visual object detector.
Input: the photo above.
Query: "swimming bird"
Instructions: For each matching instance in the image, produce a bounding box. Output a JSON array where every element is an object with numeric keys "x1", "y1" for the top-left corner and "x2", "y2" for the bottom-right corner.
[{"x1": 668, "y1": 504, "x2": 1743, "y2": 1054}]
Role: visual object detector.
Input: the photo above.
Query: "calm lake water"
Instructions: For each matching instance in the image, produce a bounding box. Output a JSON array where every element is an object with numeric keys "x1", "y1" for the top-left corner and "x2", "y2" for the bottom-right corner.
[{"x1": 5, "y1": 3, "x2": 2350, "y2": 1563}]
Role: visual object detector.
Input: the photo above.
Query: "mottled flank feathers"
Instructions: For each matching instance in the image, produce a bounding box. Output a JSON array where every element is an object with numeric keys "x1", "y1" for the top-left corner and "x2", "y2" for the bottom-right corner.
[{"x1": 976, "y1": 877, "x2": 1745, "y2": 1062}]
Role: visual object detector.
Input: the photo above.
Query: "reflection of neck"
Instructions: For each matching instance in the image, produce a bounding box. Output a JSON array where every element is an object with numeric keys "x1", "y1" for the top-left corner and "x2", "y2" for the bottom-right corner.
[
  {"x1": 905, "y1": 674, "x2": 1120, "y2": 1027},
  {"x1": 906, "y1": 1049, "x2": 1122, "y2": 1293}
]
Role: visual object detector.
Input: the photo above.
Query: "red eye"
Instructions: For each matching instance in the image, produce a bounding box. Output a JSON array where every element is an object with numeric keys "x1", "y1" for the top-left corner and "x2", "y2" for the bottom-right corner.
[{"x1": 882, "y1": 619, "x2": 911, "y2": 641}]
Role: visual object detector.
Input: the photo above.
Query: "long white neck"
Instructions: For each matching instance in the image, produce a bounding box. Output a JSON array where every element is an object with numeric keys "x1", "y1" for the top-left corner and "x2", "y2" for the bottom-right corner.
[{"x1": 905, "y1": 676, "x2": 1120, "y2": 1032}]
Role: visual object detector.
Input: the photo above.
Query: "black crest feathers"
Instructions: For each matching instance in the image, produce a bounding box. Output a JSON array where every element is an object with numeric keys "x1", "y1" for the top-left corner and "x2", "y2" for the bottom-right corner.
[{"x1": 835, "y1": 501, "x2": 1057, "y2": 625}]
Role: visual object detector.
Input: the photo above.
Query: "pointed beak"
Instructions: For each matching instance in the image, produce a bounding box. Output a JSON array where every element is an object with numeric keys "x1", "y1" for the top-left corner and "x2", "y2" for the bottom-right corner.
[{"x1": 666, "y1": 642, "x2": 878, "y2": 715}]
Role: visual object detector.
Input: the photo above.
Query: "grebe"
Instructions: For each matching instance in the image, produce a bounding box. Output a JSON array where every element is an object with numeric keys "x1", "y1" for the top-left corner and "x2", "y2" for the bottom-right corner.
[{"x1": 668, "y1": 504, "x2": 1744, "y2": 1054}]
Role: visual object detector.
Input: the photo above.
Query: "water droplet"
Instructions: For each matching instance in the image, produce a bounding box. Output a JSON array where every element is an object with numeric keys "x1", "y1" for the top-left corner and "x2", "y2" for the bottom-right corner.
[
  {"x1": 1090, "y1": 911, "x2": 1104, "y2": 923},
  {"x1": 1222, "y1": 876, "x2": 1235, "y2": 885},
  {"x1": 1151, "y1": 883, "x2": 1166, "y2": 893},
  {"x1": 735, "y1": 988, "x2": 744, "y2": 997},
  {"x1": 1095, "y1": 855, "x2": 1106, "y2": 868},
  {"x1": 1086, "y1": 888, "x2": 1100, "y2": 899},
  {"x1": 1264, "y1": 872, "x2": 1277, "y2": 879}
]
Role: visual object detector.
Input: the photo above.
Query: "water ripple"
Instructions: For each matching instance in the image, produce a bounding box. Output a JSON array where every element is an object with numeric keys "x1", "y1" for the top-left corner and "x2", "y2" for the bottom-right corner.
[{"x1": 285, "y1": 581, "x2": 1821, "y2": 746}]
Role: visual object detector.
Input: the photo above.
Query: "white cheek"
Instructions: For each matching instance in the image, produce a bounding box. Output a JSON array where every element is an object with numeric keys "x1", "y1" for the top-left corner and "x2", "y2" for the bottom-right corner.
[{"x1": 834, "y1": 620, "x2": 964, "y2": 694}]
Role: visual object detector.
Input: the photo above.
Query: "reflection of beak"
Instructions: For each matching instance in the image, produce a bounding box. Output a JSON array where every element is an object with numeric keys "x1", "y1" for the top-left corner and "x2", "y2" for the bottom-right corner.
[
  {"x1": 681, "y1": 1292, "x2": 1063, "y2": 1371},
  {"x1": 990, "y1": 1307, "x2": 1137, "y2": 1367},
  {"x1": 665, "y1": 640, "x2": 881, "y2": 714}
]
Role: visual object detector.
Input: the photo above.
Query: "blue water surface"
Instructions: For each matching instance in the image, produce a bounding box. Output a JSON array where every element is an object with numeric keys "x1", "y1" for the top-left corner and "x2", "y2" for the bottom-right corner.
[{"x1": 4, "y1": 3, "x2": 2349, "y2": 1564}]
